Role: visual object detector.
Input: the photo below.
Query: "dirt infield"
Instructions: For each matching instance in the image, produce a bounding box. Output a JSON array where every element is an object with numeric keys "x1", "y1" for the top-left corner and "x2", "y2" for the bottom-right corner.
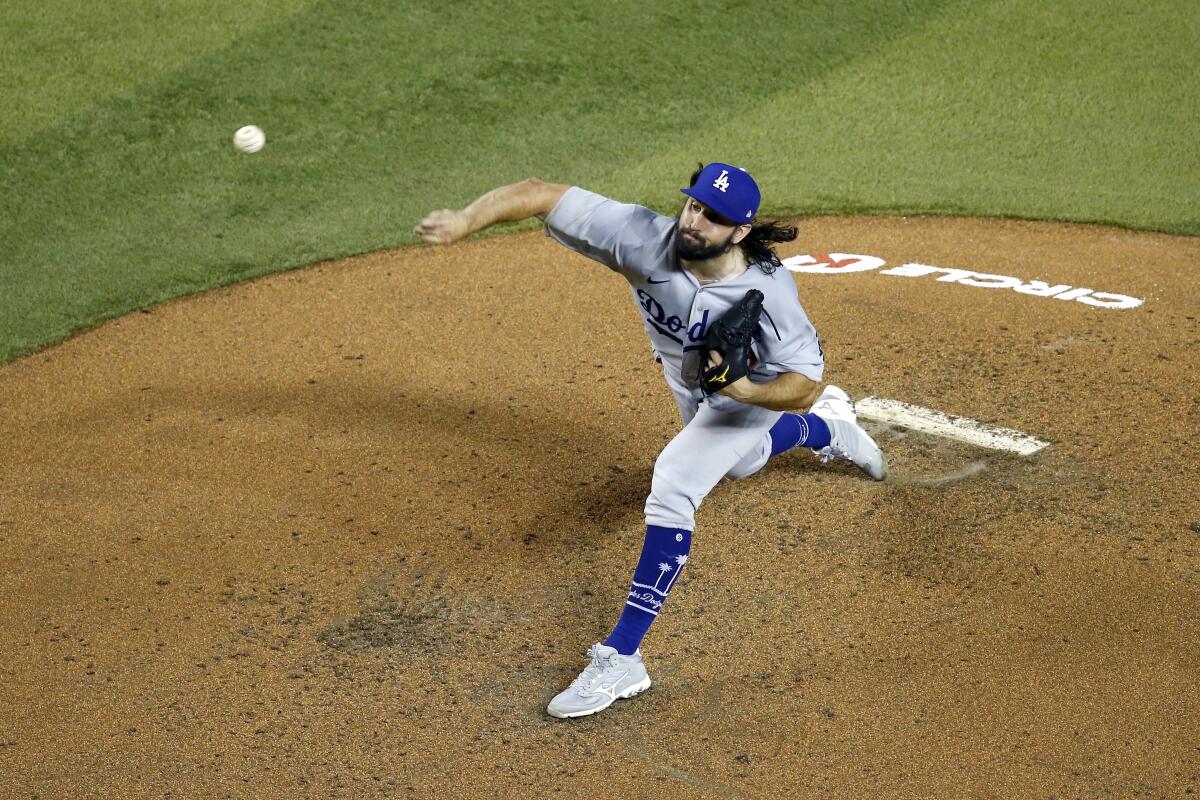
[{"x1": 2, "y1": 216, "x2": 1198, "y2": 799}]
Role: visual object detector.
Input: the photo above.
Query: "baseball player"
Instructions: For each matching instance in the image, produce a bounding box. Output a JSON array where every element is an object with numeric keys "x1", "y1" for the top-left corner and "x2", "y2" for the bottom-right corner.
[{"x1": 415, "y1": 163, "x2": 886, "y2": 719}]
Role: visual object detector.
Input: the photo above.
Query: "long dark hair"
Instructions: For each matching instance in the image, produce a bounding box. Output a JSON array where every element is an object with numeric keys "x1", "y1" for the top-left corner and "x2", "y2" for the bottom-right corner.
[{"x1": 688, "y1": 163, "x2": 797, "y2": 275}]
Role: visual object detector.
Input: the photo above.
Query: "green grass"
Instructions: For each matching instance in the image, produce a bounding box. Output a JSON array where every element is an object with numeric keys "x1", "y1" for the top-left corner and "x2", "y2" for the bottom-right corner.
[
  {"x1": 1, "y1": 0, "x2": 1197, "y2": 363},
  {"x1": 0, "y1": 0, "x2": 313, "y2": 147},
  {"x1": 616, "y1": 0, "x2": 1200, "y2": 230}
]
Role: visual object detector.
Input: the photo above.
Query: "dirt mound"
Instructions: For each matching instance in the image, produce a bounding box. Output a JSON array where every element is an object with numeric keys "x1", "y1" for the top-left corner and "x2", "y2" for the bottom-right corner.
[{"x1": 2, "y1": 216, "x2": 1197, "y2": 798}]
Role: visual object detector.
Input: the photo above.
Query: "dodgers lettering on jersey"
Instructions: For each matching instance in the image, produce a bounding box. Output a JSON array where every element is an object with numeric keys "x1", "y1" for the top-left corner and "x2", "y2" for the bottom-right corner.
[{"x1": 544, "y1": 187, "x2": 824, "y2": 403}]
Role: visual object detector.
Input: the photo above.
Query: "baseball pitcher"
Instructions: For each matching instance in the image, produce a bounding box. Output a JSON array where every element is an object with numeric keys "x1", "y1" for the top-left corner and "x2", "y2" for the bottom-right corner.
[{"x1": 415, "y1": 163, "x2": 886, "y2": 718}]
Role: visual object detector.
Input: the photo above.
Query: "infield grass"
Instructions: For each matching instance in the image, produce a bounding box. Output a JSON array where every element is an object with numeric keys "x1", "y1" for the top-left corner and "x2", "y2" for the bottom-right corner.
[{"x1": 1, "y1": 0, "x2": 1197, "y2": 363}]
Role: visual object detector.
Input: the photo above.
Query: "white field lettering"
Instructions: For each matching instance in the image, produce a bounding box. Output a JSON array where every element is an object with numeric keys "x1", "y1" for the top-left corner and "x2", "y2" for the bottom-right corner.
[{"x1": 783, "y1": 253, "x2": 1143, "y2": 310}]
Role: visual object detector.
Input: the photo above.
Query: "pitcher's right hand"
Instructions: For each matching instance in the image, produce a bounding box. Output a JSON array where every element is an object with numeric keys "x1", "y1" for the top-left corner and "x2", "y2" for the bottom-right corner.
[{"x1": 414, "y1": 208, "x2": 471, "y2": 245}]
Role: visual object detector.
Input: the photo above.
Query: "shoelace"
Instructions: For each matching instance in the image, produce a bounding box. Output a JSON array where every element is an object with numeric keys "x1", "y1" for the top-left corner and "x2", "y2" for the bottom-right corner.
[
  {"x1": 569, "y1": 647, "x2": 613, "y2": 691},
  {"x1": 817, "y1": 445, "x2": 849, "y2": 464}
]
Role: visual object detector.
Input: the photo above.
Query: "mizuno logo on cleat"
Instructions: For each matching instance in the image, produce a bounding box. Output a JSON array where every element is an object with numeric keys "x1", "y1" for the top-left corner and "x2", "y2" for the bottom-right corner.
[{"x1": 588, "y1": 672, "x2": 630, "y2": 700}]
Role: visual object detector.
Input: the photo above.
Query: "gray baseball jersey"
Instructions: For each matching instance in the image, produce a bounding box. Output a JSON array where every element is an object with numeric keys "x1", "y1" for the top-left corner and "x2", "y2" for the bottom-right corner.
[
  {"x1": 543, "y1": 187, "x2": 827, "y2": 530},
  {"x1": 544, "y1": 187, "x2": 824, "y2": 410}
]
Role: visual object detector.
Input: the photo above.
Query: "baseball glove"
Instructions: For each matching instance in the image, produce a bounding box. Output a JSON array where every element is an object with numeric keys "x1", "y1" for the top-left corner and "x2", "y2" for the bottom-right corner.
[{"x1": 700, "y1": 289, "x2": 764, "y2": 396}]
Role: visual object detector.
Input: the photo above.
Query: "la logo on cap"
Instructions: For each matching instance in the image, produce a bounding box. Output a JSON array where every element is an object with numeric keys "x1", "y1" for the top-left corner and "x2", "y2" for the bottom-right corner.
[{"x1": 680, "y1": 162, "x2": 761, "y2": 224}]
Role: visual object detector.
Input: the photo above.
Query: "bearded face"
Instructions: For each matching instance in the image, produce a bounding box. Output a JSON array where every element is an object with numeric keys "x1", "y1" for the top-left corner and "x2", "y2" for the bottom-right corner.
[
  {"x1": 676, "y1": 220, "x2": 738, "y2": 261},
  {"x1": 676, "y1": 196, "x2": 744, "y2": 261}
]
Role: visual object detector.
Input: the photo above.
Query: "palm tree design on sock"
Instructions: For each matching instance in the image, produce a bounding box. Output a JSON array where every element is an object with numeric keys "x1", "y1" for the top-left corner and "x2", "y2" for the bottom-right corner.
[
  {"x1": 655, "y1": 554, "x2": 688, "y2": 594},
  {"x1": 652, "y1": 562, "x2": 673, "y2": 593}
]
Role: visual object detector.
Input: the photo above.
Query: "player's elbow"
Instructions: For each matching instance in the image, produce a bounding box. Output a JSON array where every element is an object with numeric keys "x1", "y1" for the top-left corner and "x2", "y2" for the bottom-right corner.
[
  {"x1": 521, "y1": 177, "x2": 553, "y2": 198},
  {"x1": 522, "y1": 178, "x2": 569, "y2": 217},
  {"x1": 800, "y1": 381, "x2": 823, "y2": 410},
  {"x1": 786, "y1": 374, "x2": 822, "y2": 411}
]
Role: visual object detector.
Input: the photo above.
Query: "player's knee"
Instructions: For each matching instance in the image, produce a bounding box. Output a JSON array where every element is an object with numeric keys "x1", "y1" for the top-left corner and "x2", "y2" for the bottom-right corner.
[
  {"x1": 726, "y1": 453, "x2": 768, "y2": 480},
  {"x1": 725, "y1": 463, "x2": 757, "y2": 480},
  {"x1": 726, "y1": 436, "x2": 771, "y2": 481}
]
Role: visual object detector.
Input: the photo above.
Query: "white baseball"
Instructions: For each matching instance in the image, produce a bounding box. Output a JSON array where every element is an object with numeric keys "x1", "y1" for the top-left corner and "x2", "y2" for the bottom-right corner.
[{"x1": 233, "y1": 125, "x2": 265, "y2": 154}]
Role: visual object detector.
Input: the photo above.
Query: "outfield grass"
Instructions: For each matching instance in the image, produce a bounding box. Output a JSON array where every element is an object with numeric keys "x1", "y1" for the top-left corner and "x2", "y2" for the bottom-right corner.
[
  {"x1": 0, "y1": 0, "x2": 312, "y2": 148},
  {"x1": 1, "y1": 0, "x2": 1197, "y2": 363}
]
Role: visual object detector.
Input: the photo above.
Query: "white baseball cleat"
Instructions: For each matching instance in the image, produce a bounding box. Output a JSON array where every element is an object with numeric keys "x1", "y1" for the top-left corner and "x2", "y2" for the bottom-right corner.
[
  {"x1": 546, "y1": 643, "x2": 652, "y2": 719},
  {"x1": 810, "y1": 385, "x2": 888, "y2": 481}
]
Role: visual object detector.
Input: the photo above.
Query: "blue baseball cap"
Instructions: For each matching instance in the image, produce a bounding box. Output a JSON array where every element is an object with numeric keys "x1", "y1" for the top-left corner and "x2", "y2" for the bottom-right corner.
[{"x1": 680, "y1": 162, "x2": 760, "y2": 224}]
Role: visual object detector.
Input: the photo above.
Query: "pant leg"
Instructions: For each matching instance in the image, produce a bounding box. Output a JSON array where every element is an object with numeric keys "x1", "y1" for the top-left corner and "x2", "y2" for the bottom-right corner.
[
  {"x1": 670, "y1": 385, "x2": 699, "y2": 427},
  {"x1": 644, "y1": 400, "x2": 782, "y2": 530},
  {"x1": 726, "y1": 430, "x2": 774, "y2": 480}
]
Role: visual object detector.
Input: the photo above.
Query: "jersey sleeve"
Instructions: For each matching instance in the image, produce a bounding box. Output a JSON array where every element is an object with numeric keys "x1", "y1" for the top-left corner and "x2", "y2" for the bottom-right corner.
[
  {"x1": 542, "y1": 187, "x2": 669, "y2": 280},
  {"x1": 755, "y1": 272, "x2": 825, "y2": 383}
]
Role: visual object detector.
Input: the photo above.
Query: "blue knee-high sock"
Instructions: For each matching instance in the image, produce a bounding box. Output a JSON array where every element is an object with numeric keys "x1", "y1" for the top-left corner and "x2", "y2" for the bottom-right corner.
[
  {"x1": 604, "y1": 525, "x2": 693, "y2": 655},
  {"x1": 769, "y1": 412, "x2": 831, "y2": 456}
]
